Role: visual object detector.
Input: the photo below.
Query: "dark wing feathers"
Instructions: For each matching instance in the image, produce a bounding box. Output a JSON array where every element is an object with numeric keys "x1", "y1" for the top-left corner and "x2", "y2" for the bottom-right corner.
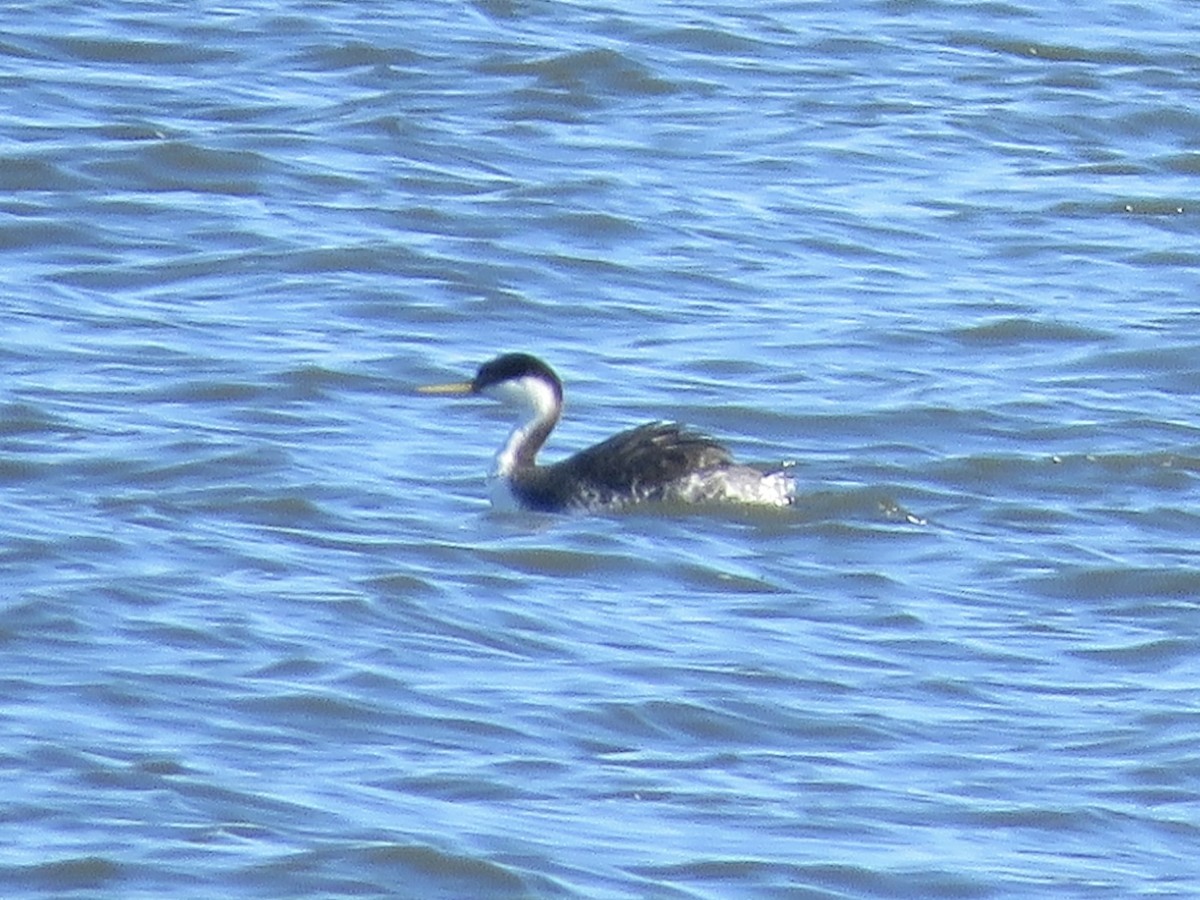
[
  {"x1": 557, "y1": 421, "x2": 732, "y2": 489},
  {"x1": 509, "y1": 422, "x2": 735, "y2": 511}
]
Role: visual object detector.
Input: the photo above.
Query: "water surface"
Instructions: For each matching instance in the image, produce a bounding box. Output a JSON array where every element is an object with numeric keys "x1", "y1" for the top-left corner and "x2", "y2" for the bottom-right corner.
[{"x1": 2, "y1": 1, "x2": 1198, "y2": 897}]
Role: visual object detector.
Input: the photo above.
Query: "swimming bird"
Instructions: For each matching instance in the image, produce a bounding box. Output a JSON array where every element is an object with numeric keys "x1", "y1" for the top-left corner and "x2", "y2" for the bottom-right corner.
[{"x1": 418, "y1": 353, "x2": 794, "y2": 512}]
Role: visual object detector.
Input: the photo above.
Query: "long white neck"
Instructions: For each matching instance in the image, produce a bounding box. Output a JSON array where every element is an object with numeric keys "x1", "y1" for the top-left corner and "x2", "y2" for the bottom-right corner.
[{"x1": 486, "y1": 376, "x2": 562, "y2": 477}]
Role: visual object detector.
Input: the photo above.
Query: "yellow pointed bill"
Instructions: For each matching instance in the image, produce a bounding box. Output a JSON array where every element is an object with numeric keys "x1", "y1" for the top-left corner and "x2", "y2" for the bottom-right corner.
[{"x1": 416, "y1": 380, "x2": 474, "y2": 395}]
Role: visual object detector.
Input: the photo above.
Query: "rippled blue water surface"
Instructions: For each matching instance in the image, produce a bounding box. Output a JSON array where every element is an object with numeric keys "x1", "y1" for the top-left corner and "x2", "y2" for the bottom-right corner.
[{"x1": 3, "y1": 1, "x2": 1199, "y2": 897}]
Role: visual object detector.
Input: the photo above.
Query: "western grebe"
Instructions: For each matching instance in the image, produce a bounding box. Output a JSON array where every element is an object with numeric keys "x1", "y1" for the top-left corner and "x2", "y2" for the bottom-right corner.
[{"x1": 418, "y1": 353, "x2": 795, "y2": 512}]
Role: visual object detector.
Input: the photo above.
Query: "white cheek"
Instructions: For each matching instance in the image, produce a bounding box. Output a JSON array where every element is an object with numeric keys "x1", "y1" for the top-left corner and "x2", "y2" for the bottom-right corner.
[
  {"x1": 486, "y1": 380, "x2": 525, "y2": 405},
  {"x1": 486, "y1": 377, "x2": 559, "y2": 418}
]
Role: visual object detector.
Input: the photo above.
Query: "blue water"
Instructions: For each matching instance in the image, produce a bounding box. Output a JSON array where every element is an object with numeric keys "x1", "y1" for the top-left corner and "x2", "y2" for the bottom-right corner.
[{"x1": 3, "y1": 1, "x2": 1199, "y2": 897}]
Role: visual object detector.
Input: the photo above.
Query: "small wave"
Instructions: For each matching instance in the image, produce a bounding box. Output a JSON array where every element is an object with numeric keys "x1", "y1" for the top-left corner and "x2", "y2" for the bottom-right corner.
[
  {"x1": 1028, "y1": 566, "x2": 1200, "y2": 602},
  {"x1": 0, "y1": 856, "x2": 123, "y2": 893},
  {"x1": 240, "y1": 842, "x2": 532, "y2": 898},
  {"x1": 951, "y1": 317, "x2": 1111, "y2": 345},
  {"x1": 479, "y1": 47, "x2": 679, "y2": 98}
]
